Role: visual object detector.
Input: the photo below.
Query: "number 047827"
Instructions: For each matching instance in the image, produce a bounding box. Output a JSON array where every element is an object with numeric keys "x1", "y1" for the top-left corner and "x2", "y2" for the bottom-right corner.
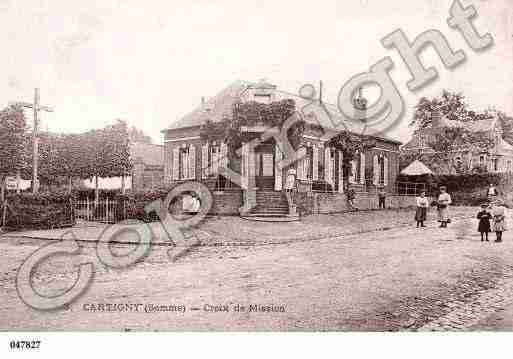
[{"x1": 9, "y1": 340, "x2": 41, "y2": 350}]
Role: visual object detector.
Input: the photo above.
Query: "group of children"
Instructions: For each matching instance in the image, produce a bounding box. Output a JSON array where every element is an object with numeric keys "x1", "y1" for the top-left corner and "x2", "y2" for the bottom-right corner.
[
  {"x1": 477, "y1": 201, "x2": 507, "y2": 242},
  {"x1": 415, "y1": 184, "x2": 507, "y2": 242}
]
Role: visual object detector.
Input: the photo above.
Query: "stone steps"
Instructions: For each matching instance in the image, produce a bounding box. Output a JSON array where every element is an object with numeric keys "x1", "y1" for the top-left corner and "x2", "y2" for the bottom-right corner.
[{"x1": 248, "y1": 191, "x2": 290, "y2": 218}]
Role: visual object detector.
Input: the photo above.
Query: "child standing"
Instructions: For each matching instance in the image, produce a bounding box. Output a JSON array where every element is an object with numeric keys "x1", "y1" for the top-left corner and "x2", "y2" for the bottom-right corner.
[
  {"x1": 476, "y1": 203, "x2": 491, "y2": 242},
  {"x1": 415, "y1": 191, "x2": 429, "y2": 228},
  {"x1": 437, "y1": 186, "x2": 452, "y2": 228},
  {"x1": 492, "y1": 201, "x2": 507, "y2": 243}
]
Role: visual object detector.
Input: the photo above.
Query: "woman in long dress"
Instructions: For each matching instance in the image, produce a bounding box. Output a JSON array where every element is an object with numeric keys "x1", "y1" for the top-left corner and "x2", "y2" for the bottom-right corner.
[
  {"x1": 415, "y1": 191, "x2": 429, "y2": 227},
  {"x1": 437, "y1": 186, "x2": 452, "y2": 228}
]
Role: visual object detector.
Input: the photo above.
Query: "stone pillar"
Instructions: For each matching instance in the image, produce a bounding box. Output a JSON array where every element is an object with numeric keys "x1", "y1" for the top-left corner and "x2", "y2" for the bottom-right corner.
[
  {"x1": 239, "y1": 142, "x2": 256, "y2": 215},
  {"x1": 274, "y1": 142, "x2": 283, "y2": 191}
]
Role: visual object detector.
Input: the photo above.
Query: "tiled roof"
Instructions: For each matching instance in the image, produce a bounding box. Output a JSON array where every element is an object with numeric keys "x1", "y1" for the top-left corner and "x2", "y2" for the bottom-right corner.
[
  {"x1": 164, "y1": 80, "x2": 402, "y2": 144},
  {"x1": 440, "y1": 116, "x2": 497, "y2": 132},
  {"x1": 130, "y1": 141, "x2": 164, "y2": 166},
  {"x1": 165, "y1": 80, "x2": 250, "y2": 130}
]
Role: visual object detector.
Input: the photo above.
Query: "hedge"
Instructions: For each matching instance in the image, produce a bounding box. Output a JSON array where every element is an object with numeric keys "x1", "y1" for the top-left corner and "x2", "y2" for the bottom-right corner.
[
  {"x1": 114, "y1": 183, "x2": 191, "y2": 222},
  {"x1": 396, "y1": 172, "x2": 513, "y2": 207},
  {"x1": 1, "y1": 192, "x2": 75, "y2": 231}
]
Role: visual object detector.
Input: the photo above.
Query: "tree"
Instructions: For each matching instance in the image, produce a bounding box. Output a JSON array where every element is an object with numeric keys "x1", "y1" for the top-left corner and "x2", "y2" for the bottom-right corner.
[
  {"x1": 0, "y1": 105, "x2": 28, "y2": 202},
  {"x1": 411, "y1": 90, "x2": 469, "y2": 130},
  {"x1": 327, "y1": 131, "x2": 376, "y2": 189},
  {"x1": 33, "y1": 121, "x2": 132, "y2": 197},
  {"x1": 83, "y1": 120, "x2": 132, "y2": 200},
  {"x1": 128, "y1": 126, "x2": 152, "y2": 143}
]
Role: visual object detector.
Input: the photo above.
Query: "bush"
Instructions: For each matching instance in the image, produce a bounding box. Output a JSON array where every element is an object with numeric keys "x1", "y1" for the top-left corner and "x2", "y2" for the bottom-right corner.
[
  {"x1": 2, "y1": 192, "x2": 75, "y2": 230},
  {"x1": 115, "y1": 183, "x2": 188, "y2": 222}
]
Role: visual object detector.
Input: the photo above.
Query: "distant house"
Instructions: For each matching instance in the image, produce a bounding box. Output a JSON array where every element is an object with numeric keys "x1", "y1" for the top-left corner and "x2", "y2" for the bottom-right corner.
[
  {"x1": 402, "y1": 110, "x2": 513, "y2": 174},
  {"x1": 130, "y1": 142, "x2": 164, "y2": 191}
]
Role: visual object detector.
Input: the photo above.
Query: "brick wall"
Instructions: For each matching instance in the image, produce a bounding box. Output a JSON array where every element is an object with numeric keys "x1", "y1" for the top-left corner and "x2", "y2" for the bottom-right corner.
[
  {"x1": 210, "y1": 190, "x2": 243, "y2": 215},
  {"x1": 293, "y1": 192, "x2": 418, "y2": 215}
]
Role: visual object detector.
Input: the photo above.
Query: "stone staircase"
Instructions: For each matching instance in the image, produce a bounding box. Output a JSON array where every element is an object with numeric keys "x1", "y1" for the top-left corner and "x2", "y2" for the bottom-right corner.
[{"x1": 241, "y1": 190, "x2": 299, "y2": 222}]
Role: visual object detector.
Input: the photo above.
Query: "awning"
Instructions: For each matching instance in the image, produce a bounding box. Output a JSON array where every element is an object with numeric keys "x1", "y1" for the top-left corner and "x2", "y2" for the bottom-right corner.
[{"x1": 400, "y1": 160, "x2": 433, "y2": 176}]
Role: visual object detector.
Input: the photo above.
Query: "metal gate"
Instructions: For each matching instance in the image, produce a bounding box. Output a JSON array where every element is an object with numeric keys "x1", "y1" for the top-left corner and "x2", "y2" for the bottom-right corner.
[{"x1": 74, "y1": 198, "x2": 126, "y2": 223}]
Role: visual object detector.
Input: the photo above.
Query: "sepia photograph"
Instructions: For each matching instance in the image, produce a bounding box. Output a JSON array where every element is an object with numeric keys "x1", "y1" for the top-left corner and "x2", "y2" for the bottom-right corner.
[{"x1": 1, "y1": 0, "x2": 513, "y2": 356}]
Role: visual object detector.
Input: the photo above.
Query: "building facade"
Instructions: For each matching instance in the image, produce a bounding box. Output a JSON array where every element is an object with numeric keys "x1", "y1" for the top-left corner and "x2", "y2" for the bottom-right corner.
[
  {"x1": 402, "y1": 110, "x2": 513, "y2": 174},
  {"x1": 130, "y1": 142, "x2": 165, "y2": 192},
  {"x1": 162, "y1": 80, "x2": 403, "y2": 217}
]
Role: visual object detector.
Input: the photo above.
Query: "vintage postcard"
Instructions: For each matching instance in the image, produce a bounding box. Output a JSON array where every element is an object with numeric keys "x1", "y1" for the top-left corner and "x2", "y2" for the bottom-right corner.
[{"x1": 1, "y1": 0, "x2": 513, "y2": 356}]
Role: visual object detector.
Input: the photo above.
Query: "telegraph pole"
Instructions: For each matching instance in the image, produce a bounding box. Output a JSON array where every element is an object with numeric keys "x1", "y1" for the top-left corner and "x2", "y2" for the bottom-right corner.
[{"x1": 12, "y1": 88, "x2": 54, "y2": 193}]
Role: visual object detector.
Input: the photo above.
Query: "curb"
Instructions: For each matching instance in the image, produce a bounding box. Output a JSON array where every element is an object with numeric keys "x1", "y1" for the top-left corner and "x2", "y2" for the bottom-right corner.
[{"x1": 0, "y1": 214, "x2": 474, "y2": 247}]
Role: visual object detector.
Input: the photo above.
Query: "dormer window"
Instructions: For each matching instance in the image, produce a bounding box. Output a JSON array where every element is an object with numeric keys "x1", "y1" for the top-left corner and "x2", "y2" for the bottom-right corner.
[
  {"x1": 243, "y1": 80, "x2": 277, "y2": 104},
  {"x1": 253, "y1": 91, "x2": 272, "y2": 104}
]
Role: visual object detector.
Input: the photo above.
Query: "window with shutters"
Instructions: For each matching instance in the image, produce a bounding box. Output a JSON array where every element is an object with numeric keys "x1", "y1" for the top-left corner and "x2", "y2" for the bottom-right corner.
[
  {"x1": 179, "y1": 147, "x2": 190, "y2": 180},
  {"x1": 330, "y1": 148, "x2": 336, "y2": 184},
  {"x1": 305, "y1": 147, "x2": 313, "y2": 179},
  {"x1": 209, "y1": 145, "x2": 221, "y2": 176},
  {"x1": 355, "y1": 152, "x2": 361, "y2": 182},
  {"x1": 315, "y1": 147, "x2": 322, "y2": 180},
  {"x1": 378, "y1": 155, "x2": 385, "y2": 185}
]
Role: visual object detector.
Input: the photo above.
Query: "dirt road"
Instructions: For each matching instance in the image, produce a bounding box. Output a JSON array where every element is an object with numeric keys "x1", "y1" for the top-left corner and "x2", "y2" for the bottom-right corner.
[{"x1": 1, "y1": 214, "x2": 513, "y2": 331}]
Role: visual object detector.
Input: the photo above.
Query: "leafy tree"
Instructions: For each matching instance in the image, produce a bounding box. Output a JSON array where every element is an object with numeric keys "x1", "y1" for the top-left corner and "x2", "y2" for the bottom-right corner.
[
  {"x1": 0, "y1": 105, "x2": 28, "y2": 201},
  {"x1": 34, "y1": 121, "x2": 132, "y2": 197},
  {"x1": 327, "y1": 131, "x2": 376, "y2": 189},
  {"x1": 411, "y1": 90, "x2": 469, "y2": 130},
  {"x1": 128, "y1": 126, "x2": 153, "y2": 144}
]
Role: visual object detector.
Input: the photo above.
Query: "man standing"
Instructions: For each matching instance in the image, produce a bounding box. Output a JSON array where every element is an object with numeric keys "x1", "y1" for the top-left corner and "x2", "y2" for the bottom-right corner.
[{"x1": 378, "y1": 186, "x2": 386, "y2": 209}]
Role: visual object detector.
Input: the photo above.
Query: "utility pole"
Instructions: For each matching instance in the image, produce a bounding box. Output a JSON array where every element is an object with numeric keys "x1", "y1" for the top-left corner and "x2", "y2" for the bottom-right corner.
[{"x1": 12, "y1": 88, "x2": 54, "y2": 194}]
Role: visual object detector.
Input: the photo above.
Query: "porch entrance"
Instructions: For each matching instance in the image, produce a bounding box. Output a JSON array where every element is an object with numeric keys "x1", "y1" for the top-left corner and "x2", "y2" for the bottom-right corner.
[{"x1": 254, "y1": 143, "x2": 275, "y2": 189}]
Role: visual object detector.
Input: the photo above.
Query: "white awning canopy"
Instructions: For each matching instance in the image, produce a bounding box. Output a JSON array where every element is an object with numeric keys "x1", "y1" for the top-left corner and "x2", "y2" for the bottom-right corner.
[{"x1": 400, "y1": 160, "x2": 433, "y2": 176}]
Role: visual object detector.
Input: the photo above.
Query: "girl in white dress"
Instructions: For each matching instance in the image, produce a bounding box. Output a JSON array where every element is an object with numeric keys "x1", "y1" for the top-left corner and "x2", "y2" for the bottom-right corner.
[
  {"x1": 437, "y1": 186, "x2": 452, "y2": 228},
  {"x1": 491, "y1": 200, "x2": 507, "y2": 243}
]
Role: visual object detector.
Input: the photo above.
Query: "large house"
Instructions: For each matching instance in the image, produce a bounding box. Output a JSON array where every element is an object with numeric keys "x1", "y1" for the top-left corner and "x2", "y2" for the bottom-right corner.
[
  {"x1": 161, "y1": 80, "x2": 403, "y2": 217},
  {"x1": 402, "y1": 110, "x2": 513, "y2": 174}
]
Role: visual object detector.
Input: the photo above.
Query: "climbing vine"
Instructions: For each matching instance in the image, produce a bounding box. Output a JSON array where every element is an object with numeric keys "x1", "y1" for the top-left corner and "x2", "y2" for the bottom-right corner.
[
  {"x1": 199, "y1": 99, "x2": 305, "y2": 156},
  {"x1": 327, "y1": 131, "x2": 376, "y2": 183}
]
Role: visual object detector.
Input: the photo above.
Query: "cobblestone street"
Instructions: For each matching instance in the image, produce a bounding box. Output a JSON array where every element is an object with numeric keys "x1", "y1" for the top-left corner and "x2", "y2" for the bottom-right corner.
[{"x1": 1, "y1": 207, "x2": 513, "y2": 331}]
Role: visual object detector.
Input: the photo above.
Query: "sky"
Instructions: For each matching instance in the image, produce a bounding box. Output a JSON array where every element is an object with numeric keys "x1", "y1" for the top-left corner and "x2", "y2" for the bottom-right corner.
[{"x1": 0, "y1": 0, "x2": 511, "y2": 144}]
